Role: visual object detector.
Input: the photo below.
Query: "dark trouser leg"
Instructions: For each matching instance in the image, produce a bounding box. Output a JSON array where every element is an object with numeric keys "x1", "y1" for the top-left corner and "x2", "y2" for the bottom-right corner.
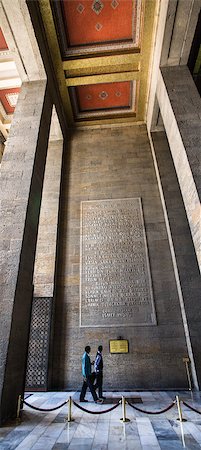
[
  {"x1": 97, "y1": 372, "x2": 103, "y2": 398},
  {"x1": 80, "y1": 379, "x2": 87, "y2": 400},
  {"x1": 87, "y1": 375, "x2": 98, "y2": 401}
]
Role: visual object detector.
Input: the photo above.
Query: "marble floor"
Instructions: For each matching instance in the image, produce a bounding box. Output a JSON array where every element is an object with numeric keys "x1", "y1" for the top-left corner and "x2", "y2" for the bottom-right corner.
[{"x1": 0, "y1": 391, "x2": 201, "y2": 449}]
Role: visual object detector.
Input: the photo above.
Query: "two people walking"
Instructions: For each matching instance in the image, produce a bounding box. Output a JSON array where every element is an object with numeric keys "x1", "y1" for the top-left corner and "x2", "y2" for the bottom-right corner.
[{"x1": 80, "y1": 345, "x2": 105, "y2": 403}]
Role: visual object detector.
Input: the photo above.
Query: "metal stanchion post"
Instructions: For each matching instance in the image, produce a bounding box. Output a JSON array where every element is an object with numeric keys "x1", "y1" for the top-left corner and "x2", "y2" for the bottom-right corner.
[
  {"x1": 176, "y1": 395, "x2": 187, "y2": 422},
  {"x1": 183, "y1": 357, "x2": 192, "y2": 391},
  {"x1": 120, "y1": 396, "x2": 130, "y2": 422},
  {"x1": 67, "y1": 396, "x2": 74, "y2": 422},
  {"x1": 16, "y1": 395, "x2": 21, "y2": 422}
]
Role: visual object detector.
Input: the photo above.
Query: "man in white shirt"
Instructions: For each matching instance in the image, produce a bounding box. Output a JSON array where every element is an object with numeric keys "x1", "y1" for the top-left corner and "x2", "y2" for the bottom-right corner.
[{"x1": 94, "y1": 345, "x2": 105, "y2": 400}]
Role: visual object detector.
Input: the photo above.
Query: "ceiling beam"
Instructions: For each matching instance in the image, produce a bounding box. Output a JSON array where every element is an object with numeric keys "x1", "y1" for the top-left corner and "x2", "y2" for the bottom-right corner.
[
  {"x1": 66, "y1": 71, "x2": 140, "y2": 87},
  {"x1": 136, "y1": 0, "x2": 157, "y2": 121},
  {"x1": 0, "y1": 118, "x2": 8, "y2": 140},
  {"x1": 38, "y1": 0, "x2": 73, "y2": 125},
  {"x1": 0, "y1": 78, "x2": 21, "y2": 89},
  {"x1": 63, "y1": 54, "x2": 140, "y2": 77}
]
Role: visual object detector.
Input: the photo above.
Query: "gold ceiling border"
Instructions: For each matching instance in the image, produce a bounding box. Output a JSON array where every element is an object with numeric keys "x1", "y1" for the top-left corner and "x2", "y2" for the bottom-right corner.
[
  {"x1": 137, "y1": 0, "x2": 157, "y2": 121},
  {"x1": 63, "y1": 54, "x2": 140, "y2": 78}
]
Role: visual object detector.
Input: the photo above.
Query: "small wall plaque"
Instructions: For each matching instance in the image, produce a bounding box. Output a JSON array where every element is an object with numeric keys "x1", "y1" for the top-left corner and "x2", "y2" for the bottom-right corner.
[{"x1": 110, "y1": 339, "x2": 129, "y2": 354}]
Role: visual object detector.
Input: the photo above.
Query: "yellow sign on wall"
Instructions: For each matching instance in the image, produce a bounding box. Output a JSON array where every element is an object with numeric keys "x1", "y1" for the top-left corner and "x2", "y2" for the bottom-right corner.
[{"x1": 109, "y1": 340, "x2": 129, "y2": 354}]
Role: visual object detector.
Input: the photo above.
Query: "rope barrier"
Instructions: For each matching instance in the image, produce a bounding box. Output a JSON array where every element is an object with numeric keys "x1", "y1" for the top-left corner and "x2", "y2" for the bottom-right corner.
[
  {"x1": 182, "y1": 401, "x2": 201, "y2": 415},
  {"x1": 23, "y1": 395, "x2": 201, "y2": 420},
  {"x1": 72, "y1": 399, "x2": 120, "y2": 415},
  {"x1": 126, "y1": 399, "x2": 176, "y2": 415},
  {"x1": 23, "y1": 399, "x2": 68, "y2": 412}
]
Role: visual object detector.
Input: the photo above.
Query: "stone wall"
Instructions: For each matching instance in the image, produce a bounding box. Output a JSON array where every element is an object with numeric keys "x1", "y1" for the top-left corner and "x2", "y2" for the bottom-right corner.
[
  {"x1": 152, "y1": 130, "x2": 201, "y2": 387},
  {"x1": 157, "y1": 67, "x2": 201, "y2": 272},
  {"x1": 53, "y1": 125, "x2": 188, "y2": 390},
  {"x1": 34, "y1": 139, "x2": 63, "y2": 298}
]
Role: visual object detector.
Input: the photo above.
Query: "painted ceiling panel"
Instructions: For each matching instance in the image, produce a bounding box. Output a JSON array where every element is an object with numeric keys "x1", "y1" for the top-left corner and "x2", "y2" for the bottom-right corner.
[
  {"x1": 52, "y1": 0, "x2": 142, "y2": 58},
  {"x1": 63, "y1": 0, "x2": 133, "y2": 46},
  {"x1": 69, "y1": 80, "x2": 138, "y2": 120},
  {"x1": 0, "y1": 87, "x2": 20, "y2": 114},
  {"x1": 76, "y1": 81, "x2": 131, "y2": 111},
  {"x1": 0, "y1": 28, "x2": 8, "y2": 50}
]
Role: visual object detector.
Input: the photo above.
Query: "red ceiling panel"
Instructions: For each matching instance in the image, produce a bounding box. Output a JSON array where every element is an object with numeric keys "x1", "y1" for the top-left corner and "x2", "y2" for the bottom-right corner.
[
  {"x1": 63, "y1": 0, "x2": 133, "y2": 46},
  {"x1": 0, "y1": 88, "x2": 20, "y2": 114},
  {"x1": 76, "y1": 81, "x2": 131, "y2": 111},
  {"x1": 69, "y1": 80, "x2": 138, "y2": 120},
  {"x1": 0, "y1": 28, "x2": 8, "y2": 50}
]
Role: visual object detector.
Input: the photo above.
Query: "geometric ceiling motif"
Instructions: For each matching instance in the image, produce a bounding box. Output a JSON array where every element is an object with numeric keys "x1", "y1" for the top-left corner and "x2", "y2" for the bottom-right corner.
[
  {"x1": 0, "y1": 87, "x2": 20, "y2": 114},
  {"x1": 6, "y1": 92, "x2": 19, "y2": 108},
  {"x1": 64, "y1": 0, "x2": 132, "y2": 44},
  {"x1": 69, "y1": 80, "x2": 138, "y2": 120},
  {"x1": 77, "y1": 81, "x2": 131, "y2": 110},
  {"x1": 52, "y1": 0, "x2": 142, "y2": 58}
]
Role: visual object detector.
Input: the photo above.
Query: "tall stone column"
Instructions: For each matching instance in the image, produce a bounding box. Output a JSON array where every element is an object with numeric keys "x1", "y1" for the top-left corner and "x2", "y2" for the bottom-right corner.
[{"x1": 0, "y1": 80, "x2": 52, "y2": 424}]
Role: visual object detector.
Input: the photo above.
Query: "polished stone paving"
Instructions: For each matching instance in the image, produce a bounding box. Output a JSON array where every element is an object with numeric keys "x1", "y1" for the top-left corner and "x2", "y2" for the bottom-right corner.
[{"x1": 0, "y1": 391, "x2": 201, "y2": 449}]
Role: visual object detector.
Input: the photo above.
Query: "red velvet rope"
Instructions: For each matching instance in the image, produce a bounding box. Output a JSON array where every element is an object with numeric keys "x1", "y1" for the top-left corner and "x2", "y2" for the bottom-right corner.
[
  {"x1": 126, "y1": 400, "x2": 176, "y2": 415},
  {"x1": 23, "y1": 399, "x2": 68, "y2": 412},
  {"x1": 73, "y1": 399, "x2": 120, "y2": 414},
  {"x1": 182, "y1": 401, "x2": 201, "y2": 415}
]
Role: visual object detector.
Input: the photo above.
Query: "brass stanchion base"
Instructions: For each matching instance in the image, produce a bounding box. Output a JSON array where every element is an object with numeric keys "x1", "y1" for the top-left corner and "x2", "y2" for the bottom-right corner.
[
  {"x1": 15, "y1": 417, "x2": 21, "y2": 424},
  {"x1": 16, "y1": 395, "x2": 22, "y2": 424},
  {"x1": 120, "y1": 417, "x2": 130, "y2": 422},
  {"x1": 65, "y1": 397, "x2": 75, "y2": 422}
]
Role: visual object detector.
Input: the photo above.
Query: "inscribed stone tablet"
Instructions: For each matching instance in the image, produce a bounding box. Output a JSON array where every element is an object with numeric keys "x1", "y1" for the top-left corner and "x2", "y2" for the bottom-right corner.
[{"x1": 80, "y1": 198, "x2": 156, "y2": 327}]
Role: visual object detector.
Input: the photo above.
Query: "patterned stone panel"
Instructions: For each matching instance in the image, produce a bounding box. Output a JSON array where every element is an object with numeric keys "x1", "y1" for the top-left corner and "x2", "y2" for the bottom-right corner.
[
  {"x1": 80, "y1": 198, "x2": 156, "y2": 327},
  {"x1": 25, "y1": 297, "x2": 52, "y2": 390}
]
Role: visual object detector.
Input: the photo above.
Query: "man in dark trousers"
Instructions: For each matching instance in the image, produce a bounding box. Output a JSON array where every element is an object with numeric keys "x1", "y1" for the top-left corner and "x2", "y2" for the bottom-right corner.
[
  {"x1": 80, "y1": 345, "x2": 102, "y2": 403},
  {"x1": 94, "y1": 345, "x2": 105, "y2": 400}
]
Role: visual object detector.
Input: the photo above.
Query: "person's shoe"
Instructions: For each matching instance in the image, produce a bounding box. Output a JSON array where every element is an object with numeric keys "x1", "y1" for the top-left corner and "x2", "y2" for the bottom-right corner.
[
  {"x1": 95, "y1": 399, "x2": 103, "y2": 403},
  {"x1": 80, "y1": 399, "x2": 88, "y2": 402},
  {"x1": 99, "y1": 396, "x2": 106, "y2": 400}
]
